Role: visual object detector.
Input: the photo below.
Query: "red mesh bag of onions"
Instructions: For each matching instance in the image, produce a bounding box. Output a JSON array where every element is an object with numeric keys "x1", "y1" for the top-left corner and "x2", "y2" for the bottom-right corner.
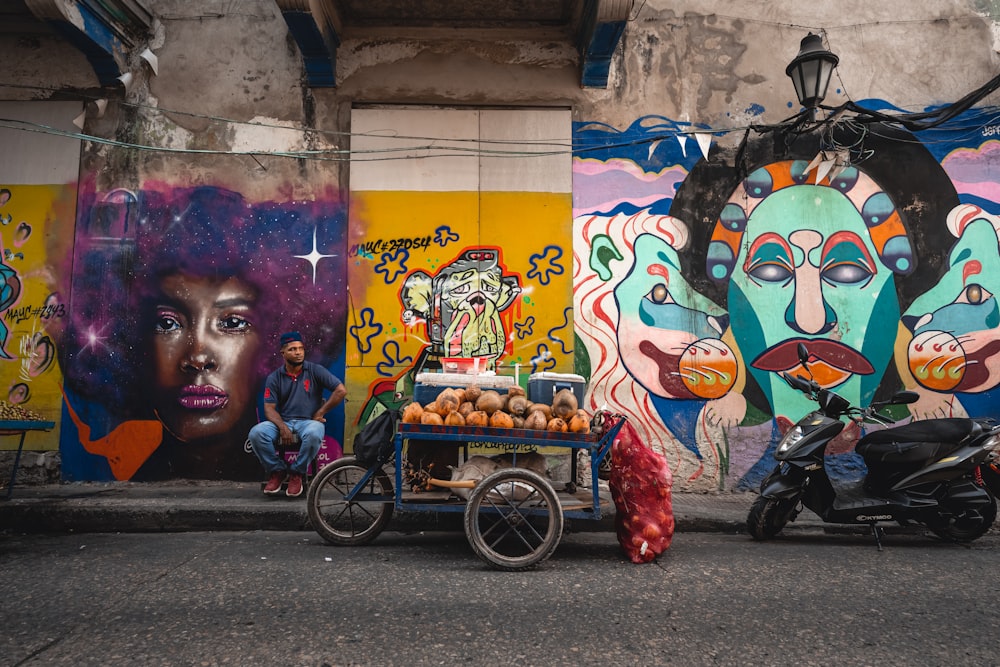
[{"x1": 608, "y1": 417, "x2": 675, "y2": 563}]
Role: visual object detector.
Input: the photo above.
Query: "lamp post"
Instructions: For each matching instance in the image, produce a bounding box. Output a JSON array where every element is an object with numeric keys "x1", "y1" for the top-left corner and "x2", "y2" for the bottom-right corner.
[{"x1": 786, "y1": 32, "x2": 839, "y2": 114}]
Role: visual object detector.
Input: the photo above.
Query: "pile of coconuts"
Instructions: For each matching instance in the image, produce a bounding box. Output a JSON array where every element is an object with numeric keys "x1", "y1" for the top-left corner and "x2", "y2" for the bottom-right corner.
[{"x1": 402, "y1": 385, "x2": 591, "y2": 433}]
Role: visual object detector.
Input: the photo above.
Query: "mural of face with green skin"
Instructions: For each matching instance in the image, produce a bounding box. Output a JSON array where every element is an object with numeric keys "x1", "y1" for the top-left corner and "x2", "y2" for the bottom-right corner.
[
  {"x1": 725, "y1": 182, "x2": 901, "y2": 416},
  {"x1": 615, "y1": 233, "x2": 735, "y2": 400},
  {"x1": 904, "y1": 208, "x2": 1000, "y2": 395}
]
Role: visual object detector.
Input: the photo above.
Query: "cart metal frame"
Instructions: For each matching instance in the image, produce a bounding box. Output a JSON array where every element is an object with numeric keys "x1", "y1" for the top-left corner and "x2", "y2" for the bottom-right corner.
[{"x1": 307, "y1": 413, "x2": 626, "y2": 571}]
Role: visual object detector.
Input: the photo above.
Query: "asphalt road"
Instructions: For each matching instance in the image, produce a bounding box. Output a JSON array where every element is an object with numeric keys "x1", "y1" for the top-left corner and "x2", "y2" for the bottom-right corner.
[{"x1": 2, "y1": 528, "x2": 998, "y2": 666}]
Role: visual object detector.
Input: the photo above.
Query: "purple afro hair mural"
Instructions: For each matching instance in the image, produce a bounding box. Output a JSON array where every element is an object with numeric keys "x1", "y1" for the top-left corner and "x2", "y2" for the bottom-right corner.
[{"x1": 60, "y1": 185, "x2": 347, "y2": 420}]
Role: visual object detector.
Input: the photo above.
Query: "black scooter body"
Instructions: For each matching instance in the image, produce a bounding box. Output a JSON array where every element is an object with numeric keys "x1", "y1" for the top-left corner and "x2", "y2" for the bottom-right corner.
[{"x1": 749, "y1": 343, "x2": 1000, "y2": 545}]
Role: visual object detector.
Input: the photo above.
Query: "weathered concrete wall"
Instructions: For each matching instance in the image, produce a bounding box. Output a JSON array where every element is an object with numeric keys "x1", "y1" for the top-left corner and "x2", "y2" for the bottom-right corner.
[{"x1": 3, "y1": 0, "x2": 1000, "y2": 491}]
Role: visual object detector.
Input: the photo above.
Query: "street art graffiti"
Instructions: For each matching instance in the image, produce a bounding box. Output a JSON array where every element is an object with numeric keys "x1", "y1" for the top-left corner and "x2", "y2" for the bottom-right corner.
[
  {"x1": 902, "y1": 204, "x2": 1000, "y2": 418},
  {"x1": 401, "y1": 248, "x2": 522, "y2": 362},
  {"x1": 573, "y1": 108, "x2": 1000, "y2": 491},
  {"x1": 57, "y1": 185, "x2": 347, "y2": 481},
  {"x1": 347, "y1": 190, "x2": 573, "y2": 435},
  {"x1": 0, "y1": 184, "x2": 72, "y2": 452}
]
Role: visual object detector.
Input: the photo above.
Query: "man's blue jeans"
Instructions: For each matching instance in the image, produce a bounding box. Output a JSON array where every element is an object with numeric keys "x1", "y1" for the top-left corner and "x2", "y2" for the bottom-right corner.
[{"x1": 248, "y1": 419, "x2": 324, "y2": 475}]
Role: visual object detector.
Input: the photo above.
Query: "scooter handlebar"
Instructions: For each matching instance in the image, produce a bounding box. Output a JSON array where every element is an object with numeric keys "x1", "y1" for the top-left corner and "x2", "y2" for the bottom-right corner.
[{"x1": 781, "y1": 371, "x2": 822, "y2": 397}]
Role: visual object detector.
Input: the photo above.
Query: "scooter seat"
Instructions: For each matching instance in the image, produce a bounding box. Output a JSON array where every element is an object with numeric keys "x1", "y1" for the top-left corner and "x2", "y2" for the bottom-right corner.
[{"x1": 855, "y1": 417, "x2": 979, "y2": 463}]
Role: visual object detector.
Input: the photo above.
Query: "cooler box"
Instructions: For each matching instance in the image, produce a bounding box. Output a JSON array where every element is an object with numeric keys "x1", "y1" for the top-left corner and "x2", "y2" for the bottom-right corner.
[
  {"x1": 528, "y1": 372, "x2": 586, "y2": 406},
  {"x1": 414, "y1": 372, "x2": 515, "y2": 404}
]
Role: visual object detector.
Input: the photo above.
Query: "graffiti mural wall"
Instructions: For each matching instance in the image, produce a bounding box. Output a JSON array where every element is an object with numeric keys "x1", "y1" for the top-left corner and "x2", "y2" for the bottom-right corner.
[
  {"x1": 0, "y1": 184, "x2": 73, "y2": 448},
  {"x1": 573, "y1": 106, "x2": 1000, "y2": 492},
  {"x1": 0, "y1": 102, "x2": 83, "y2": 459},
  {"x1": 57, "y1": 184, "x2": 348, "y2": 481},
  {"x1": 346, "y1": 108, "x2": 575, "y2": 436}
]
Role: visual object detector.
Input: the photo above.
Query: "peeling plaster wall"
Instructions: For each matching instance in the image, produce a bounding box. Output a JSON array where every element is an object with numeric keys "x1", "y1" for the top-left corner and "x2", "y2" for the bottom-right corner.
[
  {"x1": 0, "y1": 34, "x2": 95, "y2": 98},
  {"x1": 121, "y1": 0, "x2": 343, "y2": 200},
  {"x1": 584, "y1": 0, "x2": 1000, "y2": 134},
  {"x1": 5, "y1": 0, "x2": 1000, "y2": 487}
]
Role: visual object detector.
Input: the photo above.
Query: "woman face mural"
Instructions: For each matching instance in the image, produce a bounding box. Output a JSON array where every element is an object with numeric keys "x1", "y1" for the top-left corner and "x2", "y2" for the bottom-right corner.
[
  {"x1": 149, "y1": 273, "x2": 262, "y2": 444},
  {"x1": 708, "y1": 161, "x2": 914, "y2": 416},
  {"x1": 60, "y1": 186, "x2": 347, "y2": 481}
]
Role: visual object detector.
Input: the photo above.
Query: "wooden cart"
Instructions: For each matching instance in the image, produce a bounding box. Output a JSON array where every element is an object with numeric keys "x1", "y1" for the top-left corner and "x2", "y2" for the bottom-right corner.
[{"x1": 307, "y1": 414, "x2": 626, "y2": 571}]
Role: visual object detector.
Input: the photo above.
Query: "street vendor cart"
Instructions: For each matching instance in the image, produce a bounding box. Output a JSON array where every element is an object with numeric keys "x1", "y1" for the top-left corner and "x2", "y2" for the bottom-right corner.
[{"x1": 307, "y1": 412, "x2": 626, "y2": 571}]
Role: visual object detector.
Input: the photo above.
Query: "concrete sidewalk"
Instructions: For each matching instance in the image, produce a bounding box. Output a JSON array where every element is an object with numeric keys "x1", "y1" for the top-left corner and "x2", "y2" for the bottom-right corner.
[{"x1": 0, "y1": 480, "x2": 779, "y2": 535}]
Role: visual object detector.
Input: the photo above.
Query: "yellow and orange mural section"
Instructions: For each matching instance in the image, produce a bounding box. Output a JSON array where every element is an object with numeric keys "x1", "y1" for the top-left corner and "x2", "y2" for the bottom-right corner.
[
  {"x1": 0, "y1": 183, "x2": 74, "y2": 451},
  {"x1": 0, "y1": 102, "x2": 82, "y2": 456},
  {"x1": 345, "y1": 108, "x2": 575, "y2": 441}
]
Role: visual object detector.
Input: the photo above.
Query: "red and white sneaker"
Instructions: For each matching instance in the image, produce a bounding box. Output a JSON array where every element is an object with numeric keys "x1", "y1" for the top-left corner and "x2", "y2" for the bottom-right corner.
[
  {"x1": 263, "y1": 471, "x2": 285, "y2": 495},
  {"x1": 285, "y1": 473, "x2": 304, "y2": 498}
]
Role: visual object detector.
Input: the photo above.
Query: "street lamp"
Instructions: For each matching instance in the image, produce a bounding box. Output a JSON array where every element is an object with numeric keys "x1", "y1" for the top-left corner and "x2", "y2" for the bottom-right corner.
[{"x1": 785, "y1": 32, "x2": 839, "y2": 109}]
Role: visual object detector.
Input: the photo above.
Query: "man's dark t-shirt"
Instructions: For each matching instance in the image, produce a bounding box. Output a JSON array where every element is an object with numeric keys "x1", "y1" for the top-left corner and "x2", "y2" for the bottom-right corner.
[{"x1": 262, "y1": 361, "x2": 342, "y2": 420}]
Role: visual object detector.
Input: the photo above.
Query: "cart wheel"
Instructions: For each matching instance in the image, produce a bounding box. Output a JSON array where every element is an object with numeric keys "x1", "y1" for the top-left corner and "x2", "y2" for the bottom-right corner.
[
  {"x1": 463, "y1": 468, "x2": 563, "y2": 571},
  {"x1": 307, "y1": 456, "x2": 394, "y2": 546}
]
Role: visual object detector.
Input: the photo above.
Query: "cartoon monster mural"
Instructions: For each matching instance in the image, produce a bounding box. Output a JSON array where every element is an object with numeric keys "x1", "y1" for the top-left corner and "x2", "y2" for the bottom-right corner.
[
  {"x1": 401, "y1": 247, "x2": 522, "y2": 365},
  {"x1": 351, "y1": 247, "x2": 525, "y2": 432}
]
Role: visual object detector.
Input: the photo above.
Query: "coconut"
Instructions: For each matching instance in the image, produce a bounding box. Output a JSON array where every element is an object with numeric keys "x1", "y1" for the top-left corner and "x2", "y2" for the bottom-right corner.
[
  {"x1": 436, "y1": 388, "x2": 461, "y2": 415},
  {"x1": 569, "y1": 412, "x2": 591, "y2": 433},
  {"x1": 445, "y1": 410, "x2": 466, "y2": 427},
  {"x1": 402, "y1": 402, "x2": 424, "y2": 424},
  {"x1": 524, "y1": 411, "x2": 548, "y2": 430},
  {"x1": 551, "y1": 389, "x2": 579, "y2": 420},
  {"x1": 489, "y1": 411, "x2": 514, "y2": 429},
  {"x1": 507, "y1": 395, "x2": 529, "y2": 417},
  {"x1": 466, "y1": 410, "x2": 489, "y2": 427},
  {"x1": 464, "y1": 384, "x2": 482, "y2": 404},
  {"x1": 476, "y1": 390, "x2": 504, "y2": 416},
  {"x1": 547, "y1": 417, "x2": 568, "y2": 432},
  {"x1": 528, "y1": 403, "x2": 552, "y2": 420},
  {"x1": 421, "y1": 411, "x2": 444, "y2": 425}
]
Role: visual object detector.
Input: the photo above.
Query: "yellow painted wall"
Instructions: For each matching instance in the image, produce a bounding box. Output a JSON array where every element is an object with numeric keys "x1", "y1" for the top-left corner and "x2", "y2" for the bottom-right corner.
[
  {"x1": 345, "y1": 189, "x2": 573, "y2": 442},
  {"x1": 0, "y1": 184, "x2": 73, "y2": 451}
]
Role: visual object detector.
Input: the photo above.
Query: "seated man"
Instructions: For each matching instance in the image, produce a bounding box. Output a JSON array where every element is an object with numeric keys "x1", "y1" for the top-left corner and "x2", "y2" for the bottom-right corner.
[{"x1": 248, "y1": 331, "x2": 347, "y2": 497}]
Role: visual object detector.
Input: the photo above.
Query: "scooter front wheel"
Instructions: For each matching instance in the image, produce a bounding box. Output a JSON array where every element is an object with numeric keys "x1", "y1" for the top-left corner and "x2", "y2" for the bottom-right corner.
[{"x1": 747, "y1": 496, "x2": 798, "y2": 540}]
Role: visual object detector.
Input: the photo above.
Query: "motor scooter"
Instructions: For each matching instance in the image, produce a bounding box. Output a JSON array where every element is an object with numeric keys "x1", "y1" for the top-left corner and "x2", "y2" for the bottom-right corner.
[{"x1": 747, "y1": 343, "x2": 1000, "y2": 548}]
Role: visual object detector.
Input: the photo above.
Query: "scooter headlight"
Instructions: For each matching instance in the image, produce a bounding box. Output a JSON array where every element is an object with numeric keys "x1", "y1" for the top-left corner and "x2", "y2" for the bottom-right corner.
[{"x1": 777, "y1": 425, "x2": 804, "y2": 454}]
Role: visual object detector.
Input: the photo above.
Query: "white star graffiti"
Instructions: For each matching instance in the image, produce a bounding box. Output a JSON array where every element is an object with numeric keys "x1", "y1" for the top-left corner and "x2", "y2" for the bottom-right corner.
[{"x1": 294, "y1": 227, "x2": 337, "y2": 284}]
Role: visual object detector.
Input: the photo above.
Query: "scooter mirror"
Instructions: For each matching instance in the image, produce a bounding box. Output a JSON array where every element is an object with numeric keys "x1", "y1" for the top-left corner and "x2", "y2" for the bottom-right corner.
[
  {"x1": 890, "y1": 390, "x2": 919, "y2": 405},
  {"x1": 797, "y1": 342, "x2": 809, "y2": 365}
]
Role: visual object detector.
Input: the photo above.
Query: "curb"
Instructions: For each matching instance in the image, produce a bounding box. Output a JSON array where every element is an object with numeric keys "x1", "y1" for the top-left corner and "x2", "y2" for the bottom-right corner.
[{"x1": 0, "y1": 482, "x2": 761, "y2": 535}]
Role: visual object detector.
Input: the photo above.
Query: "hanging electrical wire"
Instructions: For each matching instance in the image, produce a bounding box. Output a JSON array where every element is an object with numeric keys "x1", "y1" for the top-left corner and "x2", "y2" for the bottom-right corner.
[{"x1": 3, "y1": 65, "x2": 1000, "y2": 163}]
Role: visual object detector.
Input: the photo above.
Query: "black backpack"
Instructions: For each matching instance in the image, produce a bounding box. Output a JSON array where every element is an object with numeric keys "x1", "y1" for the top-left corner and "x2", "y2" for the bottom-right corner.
[{"x1": 353, "y1": 409, "x2": 400, "y2": 467}]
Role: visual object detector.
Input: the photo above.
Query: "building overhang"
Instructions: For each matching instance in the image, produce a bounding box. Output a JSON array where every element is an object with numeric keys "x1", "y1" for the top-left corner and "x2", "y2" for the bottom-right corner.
[
  {"x1": 277, "y1": 0, "x2": 630, "y2": 88},
  {"x1": 24, "y1": 0, "x2": 153, "y2": 87}
]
